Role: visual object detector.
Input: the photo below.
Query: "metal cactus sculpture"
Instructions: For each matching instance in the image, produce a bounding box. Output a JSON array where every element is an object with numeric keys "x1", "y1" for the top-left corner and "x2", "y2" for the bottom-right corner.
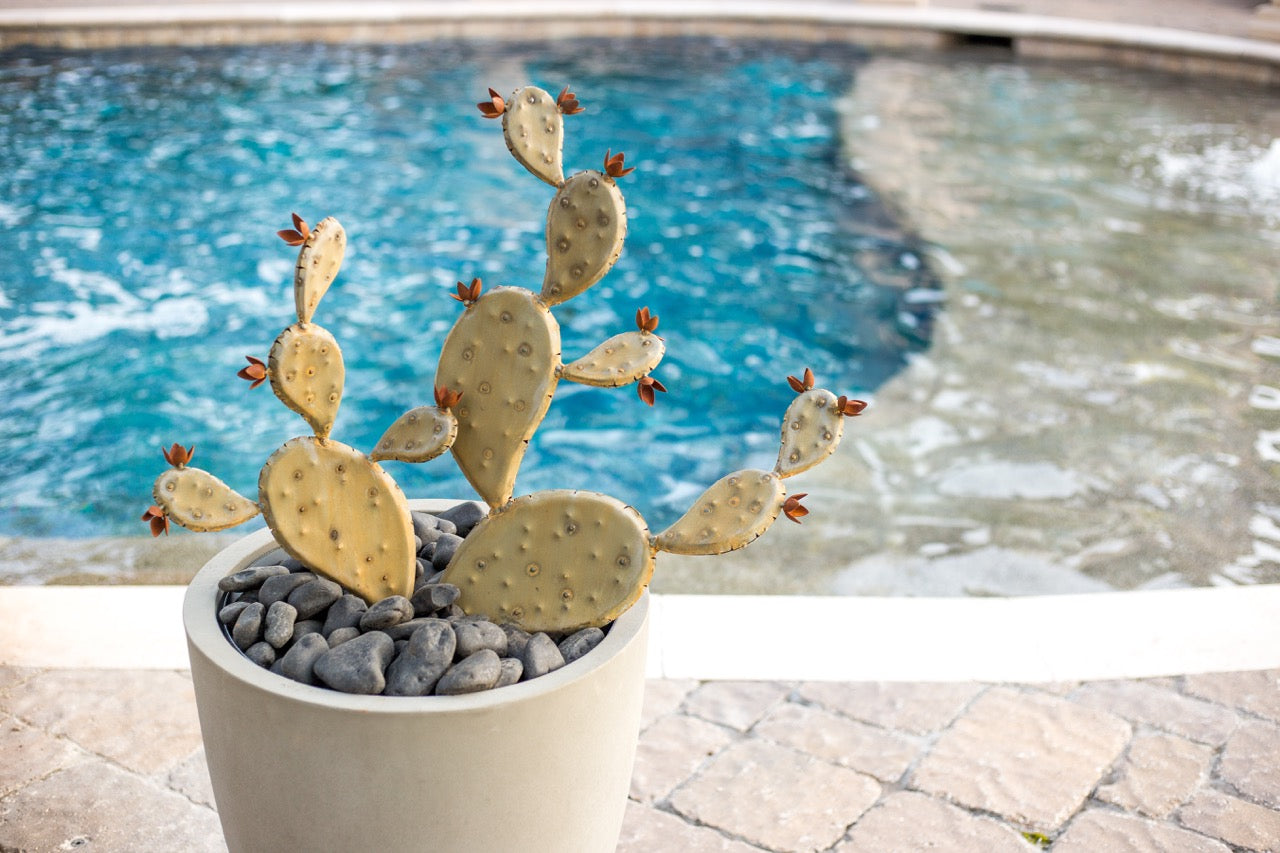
[{"x1": 146, "y1": 84, "x2": 865, "y2": 637}]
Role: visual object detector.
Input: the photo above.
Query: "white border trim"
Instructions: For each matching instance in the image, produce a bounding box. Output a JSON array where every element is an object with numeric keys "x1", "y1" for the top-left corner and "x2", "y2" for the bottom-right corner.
[
  {"x1": 3, "y1": 584, "x2": 1277, "y2": 680},
  {"x1": 3, "y1": 1, "x2": 1280, "y2": 65}
]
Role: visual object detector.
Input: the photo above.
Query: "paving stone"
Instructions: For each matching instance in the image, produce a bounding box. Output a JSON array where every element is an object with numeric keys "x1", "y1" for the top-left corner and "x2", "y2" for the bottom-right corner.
[
  {"x1": 910, "y1": 687, "x2": 1130, "y2": 831},
  {"x1": 161, "y1": 747, "x2": 216, "y2": 810},
  {"x1": 1178, "y1": 789, "x2": 1280, "y2": 853},
  {"x1": 1071, "y1": 680, "x2": 1238, "y2": 746},
  {"x1": 1183, "y1": 670, "x2": 1280, "y2": 724},
  {"x1": 0, "y1": 666, "x2": 41, "y2": 694},
  {"x1": 834, "y1": 790, "x2": 1034, "y2": 852},
  {"x1": 796, "y1": 681, "x2": 983, "y2": 735},
  {"x1": 640, "y1": 679, "x2": 699, "y2": 731},
  {"x1": 1218, "y1": 719, "x2": 1280, "y2": 808},
  {"x1": 1095, "y1": 732, "x2": 1214, "y2": 818},
  {"x1": 630, "y1": 713, "x2": 735, "y2": 804},
  {"x1": 683, "y1": 681, "x2": 789, "y2": 731},
  {"x1": 753, "y1": 700, "x2": 919, "y2": 783},
  {"x1": 669, "y1": 739, "x2": 880, "y2": 852},
  {"x1": 0, "y1": 669, "x2": 202, "y2": 776},
  {"x1": 0, "y1": 714, "x2": 90, "y2": 798},
  {"x1": 617, "y1": 800, "x2": 764, "y2": 852},
  {"x1": 0, "y1": 759, "x2": 225, "y2": 853},
  {"x1": 1055, "y1": 809, "x2": 1231, "y2": 853}
]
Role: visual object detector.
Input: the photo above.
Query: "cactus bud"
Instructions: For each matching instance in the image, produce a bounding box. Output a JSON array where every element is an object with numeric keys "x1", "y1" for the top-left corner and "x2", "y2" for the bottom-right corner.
[
  {"x1": 556, "y1": 85, "x2": 585, "y2": 115},
  {"x1": 162, "y1": 443, "x2": 194, "y2": 468},
  {"x1": 141, "y1": 505, "x2": 169, "y2": 537},
  {"x1": 237, "y1": 355, "x2": 267, "y2": 389},
  {"x1": 276, "y1": 212, "x2": 310, "y2": 246},
  {"x1": 786, "y1": 368, "x2": 816, "y2": 394},
  {"x1": 637, "y1": 375, "x2": 667, "y2": 406},
  {"x1": 603, "y1": 149, "x2": 635, "y2": 178},
  {"x1": 837, "y1": 395, "x2": 867, "y2": 417},
  {"x1": 635, "y1": 306, "x2": 659, "y2": 333},
  {"x1": 477, "y1": 87, "x2": 505, "y2": 118},
  {"x1": 782, "y1": 494, "x2": 809, "y2": 524},
  {"x1": 452, "y1": 278, "x2": 482, "y2": 305}
]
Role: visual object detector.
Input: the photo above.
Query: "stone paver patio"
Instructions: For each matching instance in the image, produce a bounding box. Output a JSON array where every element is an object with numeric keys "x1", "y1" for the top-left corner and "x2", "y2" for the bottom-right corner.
[{"x1": 3, "y1": 665, "x2": 1278, "y2": 852}]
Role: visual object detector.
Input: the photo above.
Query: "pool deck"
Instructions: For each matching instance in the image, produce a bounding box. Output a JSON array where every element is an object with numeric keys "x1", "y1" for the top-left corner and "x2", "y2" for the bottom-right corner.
[{"x1": 3, "y1": 1, "x2": 1280, "y2": 851}]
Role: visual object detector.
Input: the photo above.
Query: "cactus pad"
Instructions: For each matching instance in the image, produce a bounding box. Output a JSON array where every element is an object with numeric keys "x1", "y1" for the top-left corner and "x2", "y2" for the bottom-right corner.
[
  {"x1": 541, "y1": 171, "x2": 627, "y2": 307},
  {"x1": 437, "y1": 287, "x2": 560, "y2": 507},
  {"x1": 654, "y1": 470, "x2": 786, "y2": 556},
  {"x1": 442, "y1": 490, "x2": 654, "y2": 633},
  {"x1": 561, "y1": 331, "x2": 665, "y2": 387},
  {"x1": 153, "y1": 467, "x2": 260, "y2": 532},
  {"x1": 775, "y1": 389, "x2": 845, "y2": 478},
  {"x1": 294, "y1": 216, "x2": 346, "y2": 324},
  {"x1": 268, "y1": 322, "x2": 344, "y2": 441},
  {"x1": 501, "y1": 86, "x2": 565, "y2": 187},
  {"x1": 370, "y1": 406, "x2": 458, "y2": 464},
  {"x1": 258, "y1": 436, "x2": 415, "y2": 603}
]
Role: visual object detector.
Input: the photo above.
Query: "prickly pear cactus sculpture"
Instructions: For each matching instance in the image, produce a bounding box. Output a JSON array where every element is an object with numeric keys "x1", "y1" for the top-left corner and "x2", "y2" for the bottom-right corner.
[{"x1": 148, "y1": 85, "x2": 866, "y2": 640}]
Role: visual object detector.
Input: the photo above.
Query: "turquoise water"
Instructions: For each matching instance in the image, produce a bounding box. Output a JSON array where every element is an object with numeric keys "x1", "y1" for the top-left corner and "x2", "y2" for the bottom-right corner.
[{"x1": 0, "y1": 40, "x2": 937, "y2": 537}]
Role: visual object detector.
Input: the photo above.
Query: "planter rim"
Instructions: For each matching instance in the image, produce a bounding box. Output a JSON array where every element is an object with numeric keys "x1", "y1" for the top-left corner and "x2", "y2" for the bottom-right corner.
[{"x1": 183, "y1": 499, "x2": 649, "y2": 714}]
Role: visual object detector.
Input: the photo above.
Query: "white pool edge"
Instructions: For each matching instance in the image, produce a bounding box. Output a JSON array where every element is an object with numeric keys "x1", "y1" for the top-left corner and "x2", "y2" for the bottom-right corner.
[{"x1": 3, "y1": 584, "x2": 1277, "y2": 681}]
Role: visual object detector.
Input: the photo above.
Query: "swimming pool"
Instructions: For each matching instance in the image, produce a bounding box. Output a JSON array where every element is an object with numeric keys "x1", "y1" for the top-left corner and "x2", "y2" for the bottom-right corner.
[{"x1": 0, "y1": 39, "x2": 936, "y2": 542}]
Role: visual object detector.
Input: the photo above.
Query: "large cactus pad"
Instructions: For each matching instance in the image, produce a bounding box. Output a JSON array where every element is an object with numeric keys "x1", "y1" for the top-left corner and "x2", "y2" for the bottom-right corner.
[
  {"x1": 294, "y1": 216, "x2": 345, "y2": 324},
  {"x1": 258, "y1": 436, "x2": 415, "y2": 603},
  {"x1": 775, "y1": 389, "x2": 845, "y2": 478},
  {"x1": 268, "y1": 322, "x2": 344, "y2": 441},
  {"x1": 561, "y1": 331, "x2": 665, "y2": 387},
  {"x1": 502, "y1": 85, "x2": 565, "y2": 187},
  {"x1": 437, "y1": 287, "x2": 561, "y2": 507},
  {"x1": 370, "y1": 405, "x2": 458, "y2": 464},
  {"x1": 442, "y1": 490, "x2": 654, "y2": 633}
]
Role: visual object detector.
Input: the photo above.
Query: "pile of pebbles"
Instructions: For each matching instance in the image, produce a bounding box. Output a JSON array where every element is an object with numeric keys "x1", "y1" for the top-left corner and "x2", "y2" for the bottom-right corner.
[{"x1": 215, "y1": 502, "x2": 609, "y2": 696}]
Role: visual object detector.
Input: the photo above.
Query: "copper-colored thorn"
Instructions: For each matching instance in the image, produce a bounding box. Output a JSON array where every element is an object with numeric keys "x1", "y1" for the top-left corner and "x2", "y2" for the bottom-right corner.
[
  {"x1": 637, "y1": 375, "x2": 667, "y2": 407},
  {"x1": 603, "y1": 149, "x2": 636, "y2": 178},
  {"x1": 836, "y1": 395, "x2": 867, "y2": 417},
  {"x1": 277, "y1": 212, "x2": 310, "y2": 246},
  {"x1": 635, "y1": 306, "x2": 659, "y2": 333},
  {"x1": 434, "y1": 385, "x2": 463, "y2": 410},
  {"x1": 477, "y1": 87, "x2": 506, "y2": 118},
  {"x1": 782, "y1": 494, "x2": 809, "y2": 524},
  {"x1": 786, "y1": 367, "x2": 816, "y2": 394},
  {"x1": 557, "y1": 85, "x2": 584, "y2": 115},
  {"x1": 141, "y1": 505, "x2": 170, "y2": 537},
  {"x1": 451, "y1": 277, "x2": 483, "y2": 305},
  {"x1": 161, "y1": 443, "x2": 194, "y2": 468},
  {"x1": 237, "y1": 355, "x2": 267, "y2": 390}
]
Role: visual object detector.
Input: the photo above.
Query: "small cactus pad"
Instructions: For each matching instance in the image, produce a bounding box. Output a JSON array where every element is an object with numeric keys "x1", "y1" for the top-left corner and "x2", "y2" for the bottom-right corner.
[
  {"x1": 153, "y1": 467, "x2": 260, "y2": 532},
  {"x1": 294, "y1": 216, "x2": 346, "y2": 324},
  {"x1": 441, "y1": 490, "x2": 654, "y2": 633},
  {"x1": 268, "y1": 322, "x2": 344, "y2": 441},
  {"x1": 775, "y1": 388, "x2": 845, "y2": 478},
  {"x1": 258, "y1": 436, "x2": 415, "y2": 603},
  {"x1": 437, "y1": 287, "x2": 561, "y2": 507},
  {"x1": 561, "y1": 331, "x2": 666, "y2": 387},
  {"x1": 541, "y1": 171, "x2": 627, "y2": 307},
  {"x1": 501, "y1": 86, "x2": 565, "y2": 187},
  {"x1": 370, "y1": 406, "x2": 458, "y2": 464},
  {"x1": 654, "y1": 470, "x2": 787, "y2": 556}
]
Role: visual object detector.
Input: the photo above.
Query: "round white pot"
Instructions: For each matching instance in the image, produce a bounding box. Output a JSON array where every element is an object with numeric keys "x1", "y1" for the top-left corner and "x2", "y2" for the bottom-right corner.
[{"x1": 184, "y1": 502, "x2": 650, "y2": 853}]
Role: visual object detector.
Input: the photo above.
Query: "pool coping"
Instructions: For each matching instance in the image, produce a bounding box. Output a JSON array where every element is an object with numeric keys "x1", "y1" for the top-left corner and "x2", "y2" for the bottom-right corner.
[
  {"x1": 4, "y1": 1, "x2": 1280, "y2": 81},
  {"x1": 3, "y1": 584, "x2": 1278, "y2": 681}
]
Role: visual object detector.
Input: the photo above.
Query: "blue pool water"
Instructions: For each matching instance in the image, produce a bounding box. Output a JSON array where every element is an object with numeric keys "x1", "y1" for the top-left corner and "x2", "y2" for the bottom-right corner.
[{"x1": 0, "y1": 40, "x2": 938, "y2": 537}]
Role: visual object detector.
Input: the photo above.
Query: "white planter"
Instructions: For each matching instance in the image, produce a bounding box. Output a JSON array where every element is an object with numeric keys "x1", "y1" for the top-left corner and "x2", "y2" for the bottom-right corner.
[{"x1": 184, "y1": 502, "x2": 649, "y2": 853}]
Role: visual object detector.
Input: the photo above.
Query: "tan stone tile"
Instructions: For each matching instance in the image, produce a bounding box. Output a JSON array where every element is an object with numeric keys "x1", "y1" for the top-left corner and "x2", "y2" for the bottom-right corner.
[
  {"x1": 684, "y1": 681, "x2": 789, "y2": 732},
  {"x1": 1218, "y1": 719, "x2": 1280, "y2": 809},
  {"x1": 669, "y1": 740, "x2": 879, "y2": 853},
  {"x1": 0, "y1": 714, "x2": 90, "y2": 798},
  {"x1": 1183, "y1": 670, "x2": 1280, "y2": 725},
  {"x1": 617, "y1": 800, "x2": 764, "y2": 852},
  {"x1": 1178, "y1": 789, "x2": 1280, "y2": 853},
  {"x1": 1071, "y1": 680, "x2": 1238, "y2": 746},
  {"x1": 161, "y1": 747, "x2": 216, "y2": 810},
  {"x1": 640, "y1": 679, "x2": 699, "y2": 731},
  {"x1": 0, "y1": 669, "x2": 202, "y2": 776},
  {"x1": 0, "y1": 759, "x2": 225, "y2": 853},
  {"x1": 630, "y1": 713, "x2": 734, "y2": 804},
  {"x1": 910, "y1": 687, "x2": 1130, "y2": 832},
  {"x1": 753, "y1": 701, "x2": 919, "y2": 783},
  {"x1": 1055, "y1": 809, "x2": 1230, "y2": 853},
  {"x1": 1096, "y1": 732, "x2": 1214, "y2": 818},
  {"x1": 1025, "y1": 681, "x2": 1080, "y2": 696},
  {"x1": 797, "y1": 681, "x2": 984, "y2": 734},
  {"x1": 0, "y1": 666, "x2": 41, "y2": 695},
  {"x1": 835, "y1": 790, "x2": 1033, "y2": 852}
]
